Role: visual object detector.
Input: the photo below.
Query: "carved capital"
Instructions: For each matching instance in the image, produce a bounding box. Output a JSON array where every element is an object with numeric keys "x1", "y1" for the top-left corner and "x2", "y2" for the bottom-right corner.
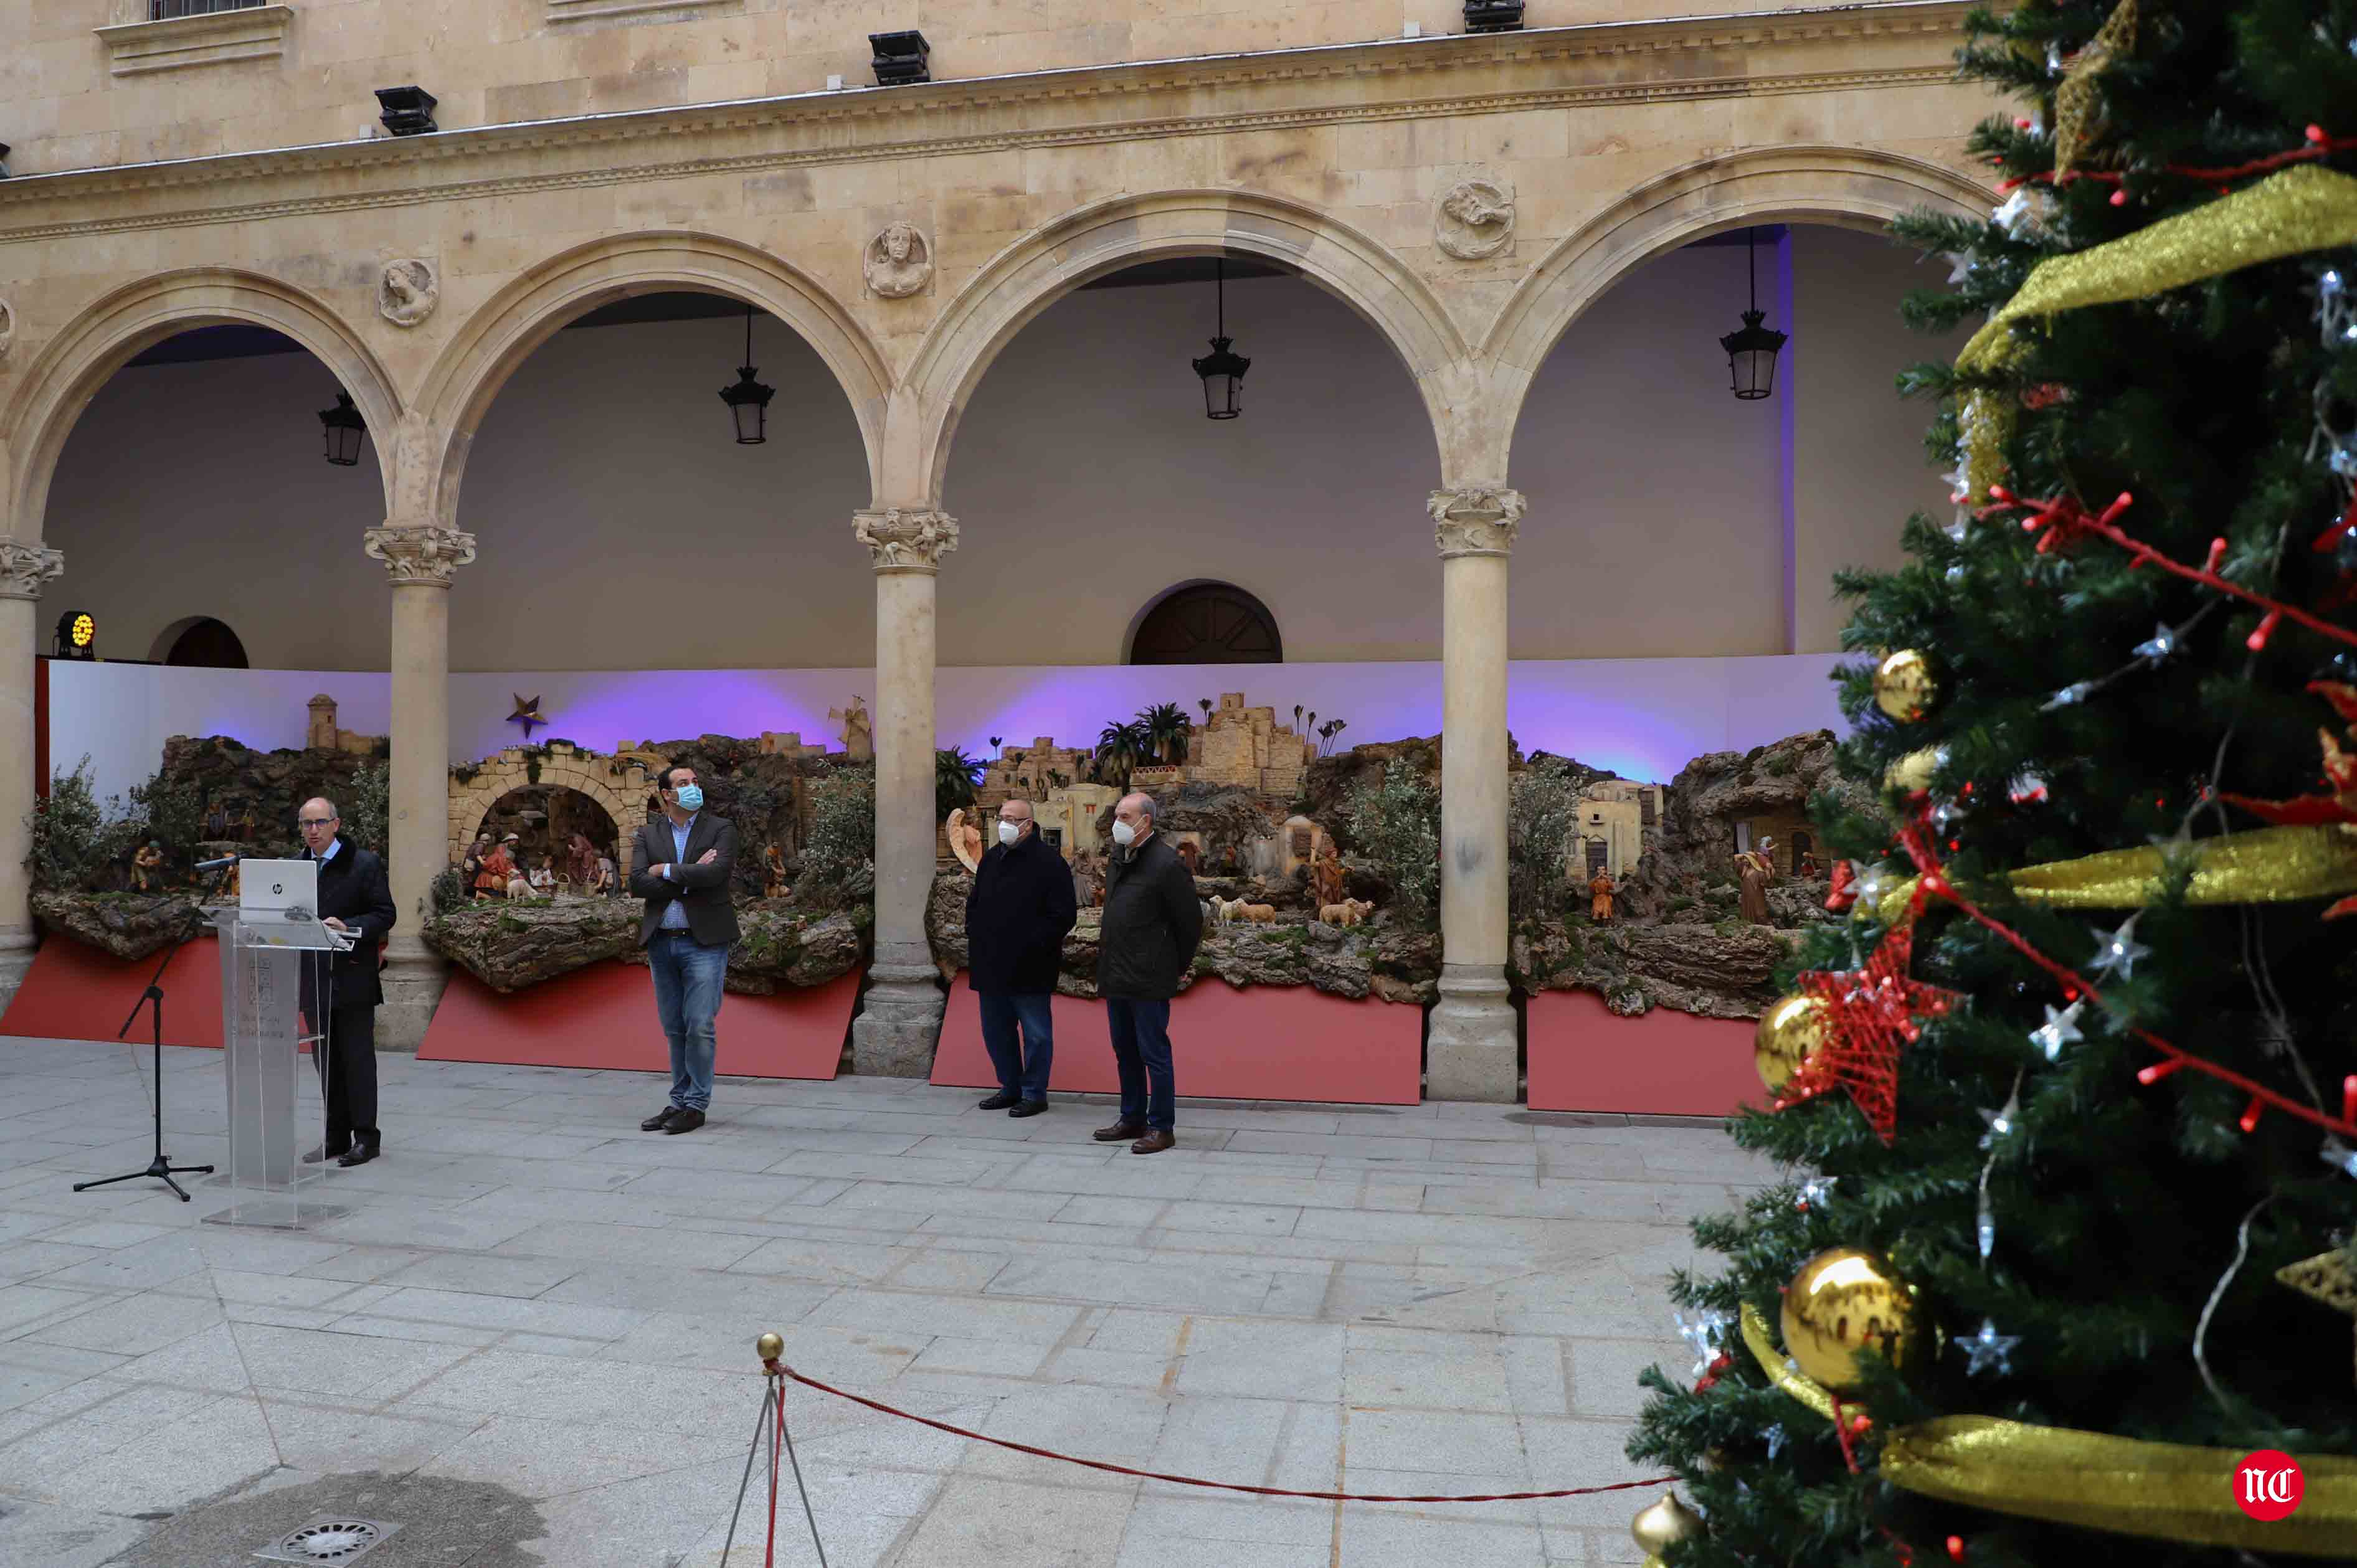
[
  {"x1": 854, "y1": 508, "x2": 959, "y2": 574},
  {"x1": 0, "y1": 541, "x2": 65, "y2": 602},
  {"x1": 364, "y1": 524, "x2": 477, "y2": 586},
  {"x1": 1428, "y1": 486, "x2": 1525, "y2": 559}
]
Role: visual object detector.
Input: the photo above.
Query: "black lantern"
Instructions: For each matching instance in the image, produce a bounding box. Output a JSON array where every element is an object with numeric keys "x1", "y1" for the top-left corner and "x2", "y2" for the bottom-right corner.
[
  {"x1": 1719, "y1": 226, "x2": 1788, "y2": 401},
  {"x1": 373, "y1": 85, "x2": 439, "y2": 136},
  {"x1": 718, "y1": 304, "x2": 775, "y2": 445},
  {"x1": 316, "y1": 392, "x2": 367, "y2": 466},
  {"x1": 53, "y1": 610, "x2": 95, "y2": 660},
  {"x1": 1191, "y1": 258, "x2": 1251, "y2": 421}
]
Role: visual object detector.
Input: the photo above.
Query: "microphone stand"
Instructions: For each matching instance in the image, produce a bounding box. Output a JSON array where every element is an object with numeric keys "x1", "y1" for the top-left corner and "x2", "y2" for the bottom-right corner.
[{"x1": 74, "y1": 858, "x2": 235, "y2": 1201}]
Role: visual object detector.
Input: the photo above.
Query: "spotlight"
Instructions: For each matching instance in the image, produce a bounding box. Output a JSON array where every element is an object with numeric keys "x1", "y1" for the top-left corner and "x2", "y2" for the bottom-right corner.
[
  {"x1": 54, "y1": 610, "x2": 95, "y2": 661},
  {"x1": 870, "y1": 31, "x2": 931, "y2": 87},
  {"x1": 1464, "y1": 1, "x2": 1525, "y2": 31},
  {"x1": 374, "y1": 85, "x2": 438, "y2": 136}
]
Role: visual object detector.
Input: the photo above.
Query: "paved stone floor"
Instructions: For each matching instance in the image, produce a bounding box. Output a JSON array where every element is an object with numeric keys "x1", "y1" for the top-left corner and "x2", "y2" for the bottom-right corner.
[{"x1": 0, "y1": 1036, "x2": 1775, "y2": 1567}]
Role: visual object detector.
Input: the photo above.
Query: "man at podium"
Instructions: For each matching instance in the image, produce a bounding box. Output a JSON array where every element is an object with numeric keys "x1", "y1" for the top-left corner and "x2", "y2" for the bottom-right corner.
[{"x1": 295, "y1": 798, "x2": 397, "y2": 1167}]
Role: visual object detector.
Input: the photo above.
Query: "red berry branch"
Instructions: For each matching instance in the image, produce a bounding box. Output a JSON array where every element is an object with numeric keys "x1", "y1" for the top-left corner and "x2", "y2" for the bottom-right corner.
[
  {"x1": 1890, "y1": 811, "x2": 2357, "y2": 1140},
  {"x1": 1996, "y1": 125, "x2": 2357, "y2": 196},
  {"x1": 1985, "y1": 488, "x2": 2357, "y2": 651}
]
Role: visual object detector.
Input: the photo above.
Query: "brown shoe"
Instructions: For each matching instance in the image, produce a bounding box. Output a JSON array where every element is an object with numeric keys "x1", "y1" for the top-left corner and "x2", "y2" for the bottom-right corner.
[
  {"x1": 1093, "y1": 1120, "x2": 1145, "y2": 1143},
  {"x1": 1130, "y1": 1130, "x2": 1175, "y2": 1156}
]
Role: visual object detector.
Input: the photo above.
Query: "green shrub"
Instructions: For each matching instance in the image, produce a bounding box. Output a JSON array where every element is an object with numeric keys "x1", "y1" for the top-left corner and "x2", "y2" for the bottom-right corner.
[
  {"x1": 1345, "y1": 759, "x2": 1439, "y2": 927},
  {"x1": 1507, "y1": 758, "x2": 1584, "y2": 923}
]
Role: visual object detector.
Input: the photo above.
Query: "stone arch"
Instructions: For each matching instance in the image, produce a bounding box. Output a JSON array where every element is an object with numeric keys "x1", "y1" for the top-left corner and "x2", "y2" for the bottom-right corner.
[
  {"x1": 896, "y1": 189, "x2": 1479, "y2": 504},
  {"x1": 414, "y1": 232, "x2": 892, "y2": 526},
  {"x1": 1, "y1": 268, "x2": 401, "y2": 542},
  {"x1": 448, "y1": 742, "x2": 660, "y2": 886},
  {"x1": 1481, "y1": 145, "x2": 1995, "y2": 473}
]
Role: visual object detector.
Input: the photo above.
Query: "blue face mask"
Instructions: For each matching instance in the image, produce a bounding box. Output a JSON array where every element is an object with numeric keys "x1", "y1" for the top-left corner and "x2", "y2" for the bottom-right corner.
[{"x1": 673, "y1": 783, "x2": 704, "y2": 811}]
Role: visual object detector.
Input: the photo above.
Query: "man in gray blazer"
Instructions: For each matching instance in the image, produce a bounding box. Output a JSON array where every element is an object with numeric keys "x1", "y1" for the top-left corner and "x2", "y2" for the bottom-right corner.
[{"x1": 630, "y1": 765, "x2": 740, "y2": 1134}]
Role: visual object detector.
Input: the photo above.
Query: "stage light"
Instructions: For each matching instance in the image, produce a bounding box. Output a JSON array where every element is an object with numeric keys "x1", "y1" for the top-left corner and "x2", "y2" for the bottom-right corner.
[
  {"x1": 54, "y1": 609, "x2": 95, "y2": 660},
  {"x1": 374, "y1": 85, "x2": 439, "y2": 136},
  {"x1": 318, "y1": 392, "x2": 367, "y2": 466},
  {"x1": 870, "y1": 31, "x2": 931, "y2": 87}
]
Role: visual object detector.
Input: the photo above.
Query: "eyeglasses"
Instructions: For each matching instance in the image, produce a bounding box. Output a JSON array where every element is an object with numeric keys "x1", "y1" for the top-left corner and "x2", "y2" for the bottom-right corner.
[{"x1": 298, "y1": 818, "x2": 337, "y2": 828}]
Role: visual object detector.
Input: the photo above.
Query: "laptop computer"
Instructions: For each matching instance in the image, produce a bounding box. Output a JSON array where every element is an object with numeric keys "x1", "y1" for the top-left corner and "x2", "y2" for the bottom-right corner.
[{"x1": 237, "y1": 859, "x2": 352, "y2": 950}]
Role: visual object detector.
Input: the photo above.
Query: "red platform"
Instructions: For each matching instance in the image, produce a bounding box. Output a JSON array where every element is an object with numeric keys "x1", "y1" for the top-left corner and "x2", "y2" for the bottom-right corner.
[
  {"x1": 1525, "y1": 988, "x2": 1762, "y2": 1117},
  {"x1": 419, "y1": 962, "x2": 855, "y2": 1080},
  {"x1": 931, "y1": 973, "x2": 1422, "y2": 1105},
  {"x1": 0, "y1": 933, "x2": 224, "y2": 1049}
]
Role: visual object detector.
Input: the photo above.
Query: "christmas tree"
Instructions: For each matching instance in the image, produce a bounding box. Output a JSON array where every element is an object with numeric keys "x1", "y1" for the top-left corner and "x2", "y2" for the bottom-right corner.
[{"x1": 1626, "y1": 2, "x2": 2357, "y2": 1563}]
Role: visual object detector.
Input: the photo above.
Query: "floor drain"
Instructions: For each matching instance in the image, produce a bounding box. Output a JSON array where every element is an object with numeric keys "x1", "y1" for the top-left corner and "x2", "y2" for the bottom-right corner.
[{"x1": 254, "y1": 1516, "x2": 401, "y2": 1564}]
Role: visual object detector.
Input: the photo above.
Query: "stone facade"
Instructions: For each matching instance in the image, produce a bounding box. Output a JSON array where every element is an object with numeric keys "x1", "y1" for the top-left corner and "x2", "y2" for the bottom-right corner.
[
  {"x1": 976, "y1": 738, "x2": 1093, "y2": 811},
  {"x1": 0, "y1": 1, "x2": 1999, "y2": 1089}
]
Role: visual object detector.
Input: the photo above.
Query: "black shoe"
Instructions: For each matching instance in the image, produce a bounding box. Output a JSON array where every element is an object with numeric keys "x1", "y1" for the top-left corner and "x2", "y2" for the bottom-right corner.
[
  {"x1": 1008, "y1": 1100, "x2": 1048, "y2": 1118},
  {"x1": 336, "y1": 1139, "x2": 379, "y2": 1168},
  {"x1": 301, "y1": 1142, "x2": 351, "y2": 1165},
  {"x1": 663, "y1": 1108, "x2": 706, "y2": 1135},
  {"x1": 640, "y1": 1107, "x2": 680, "y2": 1131},
  {"x1": 977, "y1": 1092, "x2": 1022, "y2": 1111}
]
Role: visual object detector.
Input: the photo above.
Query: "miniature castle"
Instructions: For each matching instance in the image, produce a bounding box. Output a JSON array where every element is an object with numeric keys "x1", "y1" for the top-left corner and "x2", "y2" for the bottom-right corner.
[
  {"x1": 1566, "y1": 778, "x2": 1664, "y2": 881},
  {"x1": 306, "y1": 694, "x2": 384, "y2": 757},
  {"x1": 1132, "y1": 692, "x2": 1314, "y2": 796}
]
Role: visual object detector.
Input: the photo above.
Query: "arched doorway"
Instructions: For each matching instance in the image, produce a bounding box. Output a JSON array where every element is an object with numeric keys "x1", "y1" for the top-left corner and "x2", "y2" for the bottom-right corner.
[
  {"x1": 1128, "y1": 580, "x2": 1283, "y2": 663},
  {"x1": 152, "y1": 615, "x2": 249, "y2": 668}
]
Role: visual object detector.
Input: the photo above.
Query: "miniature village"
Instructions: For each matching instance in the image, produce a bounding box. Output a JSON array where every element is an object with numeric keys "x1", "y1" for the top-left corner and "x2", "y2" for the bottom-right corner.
[{"x1": 24, "y1": 687, "x2": 1862, "y2": 1023}]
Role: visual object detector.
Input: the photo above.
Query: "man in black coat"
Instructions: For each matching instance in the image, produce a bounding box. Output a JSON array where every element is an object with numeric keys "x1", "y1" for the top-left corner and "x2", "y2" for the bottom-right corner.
[
  {"x1": 965, "y1": 798, "x2": 1078, "y2": 1118},
  {"x1": 295, "y1": 798, "x2": 397, "y2": 1168},
  {"x1": 1094, "y1": 792, "x2": 1202, "y2": 1155},
  {"x1": 629, "y1": 765, "x2": 740, "y2": 1135}
]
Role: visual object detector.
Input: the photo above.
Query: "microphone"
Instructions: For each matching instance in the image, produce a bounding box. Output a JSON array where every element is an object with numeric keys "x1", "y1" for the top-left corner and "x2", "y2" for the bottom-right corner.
[{"x1": 194, "y1": 855, "x2": 239, "y2": 873}]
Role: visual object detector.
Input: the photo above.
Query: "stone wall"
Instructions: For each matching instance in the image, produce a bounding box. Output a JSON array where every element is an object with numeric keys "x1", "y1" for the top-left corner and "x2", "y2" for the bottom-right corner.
[{"x1": 449, "y1": 742, "x2": 655, "y2": 882}]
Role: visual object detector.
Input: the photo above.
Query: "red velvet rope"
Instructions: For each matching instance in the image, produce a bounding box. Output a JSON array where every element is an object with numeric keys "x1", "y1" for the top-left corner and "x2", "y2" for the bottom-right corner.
[{"x1": 762, "y1": 1359, "x2": 1676, "y2": 1503}]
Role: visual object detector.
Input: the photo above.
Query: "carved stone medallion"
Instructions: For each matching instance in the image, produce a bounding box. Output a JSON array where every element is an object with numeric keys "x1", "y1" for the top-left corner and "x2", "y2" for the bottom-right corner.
[
  {"x1": 377, "y1": 259, "x2": 439, "y2": 328},
  {"x1": 863, "y1": 223, "x2": 934, "y2": 300},
  {"x1": 0, "y1": 298, "x2": 14, "y2": 361},
  {"x1": 1434, "y1": 177, "x2": 1515, "y2": 261}
]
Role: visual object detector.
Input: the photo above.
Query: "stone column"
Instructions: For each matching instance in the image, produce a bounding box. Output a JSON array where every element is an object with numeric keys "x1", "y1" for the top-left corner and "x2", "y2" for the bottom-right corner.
[
  {"x1": 0, "y1": 542, "x2": 65, "y2": 1015},
  {"x1": 1425, "y1": 486, "x2": 1524, "y2": 1102},
  {"x1": 848, "y1": 507, "x2": 958, "y2": 1076},
  {"x1": 363, "y1": 523, "x2": 477, "y2": 1051}
]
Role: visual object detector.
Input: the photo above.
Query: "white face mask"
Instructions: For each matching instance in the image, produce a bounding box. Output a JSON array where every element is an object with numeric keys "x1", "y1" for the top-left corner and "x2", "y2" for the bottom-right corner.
[
  {"x1": 997, "y1": 820, "x2": 1021, "y2": 846},
  {"x1": 1111, "y1": 819, "x2": 1138, "y2": 847}
]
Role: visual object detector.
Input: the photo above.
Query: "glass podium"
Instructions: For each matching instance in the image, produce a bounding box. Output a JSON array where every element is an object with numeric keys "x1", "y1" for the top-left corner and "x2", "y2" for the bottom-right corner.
[{"x1": 211, "y1": 905, "x2": 349, "y2": 1228}]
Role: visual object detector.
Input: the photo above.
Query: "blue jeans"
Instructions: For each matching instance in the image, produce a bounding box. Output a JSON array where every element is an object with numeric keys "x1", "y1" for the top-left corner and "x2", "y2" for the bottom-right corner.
[
  {"x1": 978, "y1": 992, "x2": 1055, "y2": 1101},
  {"x1": 647, "y1": 931, "x2": 728, "y2": 1111},
  {"x1": 1104, "y1": 997, "x2": 1174, "y2": 1131}
]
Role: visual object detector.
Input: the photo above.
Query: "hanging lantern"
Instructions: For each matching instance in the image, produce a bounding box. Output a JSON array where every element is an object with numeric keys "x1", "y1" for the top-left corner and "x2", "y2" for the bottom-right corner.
[
  {"x1": 1192, "y1": 257, "x2": 1251, "y2": 420},
  {"x1": 1719, "y1": 226, "x2": 1788, "y2": 401},
  {"x1": 316, "y1": 392, "x2": 367, "y2": 467},
  {"x1": 718, "y1": 303, "x2": 775, "y2": 445}
]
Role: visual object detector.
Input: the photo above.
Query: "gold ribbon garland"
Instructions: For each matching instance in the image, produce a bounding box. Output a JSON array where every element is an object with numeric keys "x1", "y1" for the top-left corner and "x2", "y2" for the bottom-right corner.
[
  {"x1": 1872, "y1": 822, "x2": 2357, "y2": 928},
  {"x1": 1881, "y1": 1417, "x2": 2357, "y2": 1557},
  {"x1": 1737, "y1": 1306, "x2": 2357, "y2": 1554},
  {"x1": 1957, "y1": 164, "x2": 2357, "y2": 496},
  {"x1": 1739, "y1": 1302, "x2": 1837, "y2": 1420},
  {"x1": 2052, "y1": 0, "x2": 2138, "y2": 176}
]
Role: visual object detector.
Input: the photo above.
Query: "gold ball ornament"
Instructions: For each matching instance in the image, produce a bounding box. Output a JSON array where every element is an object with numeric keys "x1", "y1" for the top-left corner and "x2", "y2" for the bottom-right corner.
[
  {"x1": 1780, "y1": 1247, "x2": 1925, "y2": 1394},
  {"x1": 1884, "y1": 745, "x2": 1945, "y2": 794},
  {"x1": 755, "y1": 1331, "x2": 784, "y2": 1363},
  {"x1": 1632, "y1": 1491, "x2": 1706, "y2": 1567},
  {"x1": 1754, "y1": 993, "x2": 1826, "y2": 1093},
  {"x1": 1872, "y1": 649, "x2": 1938, "y2": 723}
]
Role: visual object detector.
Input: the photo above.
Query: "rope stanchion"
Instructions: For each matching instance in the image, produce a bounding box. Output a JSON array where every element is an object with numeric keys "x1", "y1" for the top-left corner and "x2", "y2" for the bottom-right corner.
[{"x1": 768, "y1": 1353, "x2": 1677, "y2": 1504}]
